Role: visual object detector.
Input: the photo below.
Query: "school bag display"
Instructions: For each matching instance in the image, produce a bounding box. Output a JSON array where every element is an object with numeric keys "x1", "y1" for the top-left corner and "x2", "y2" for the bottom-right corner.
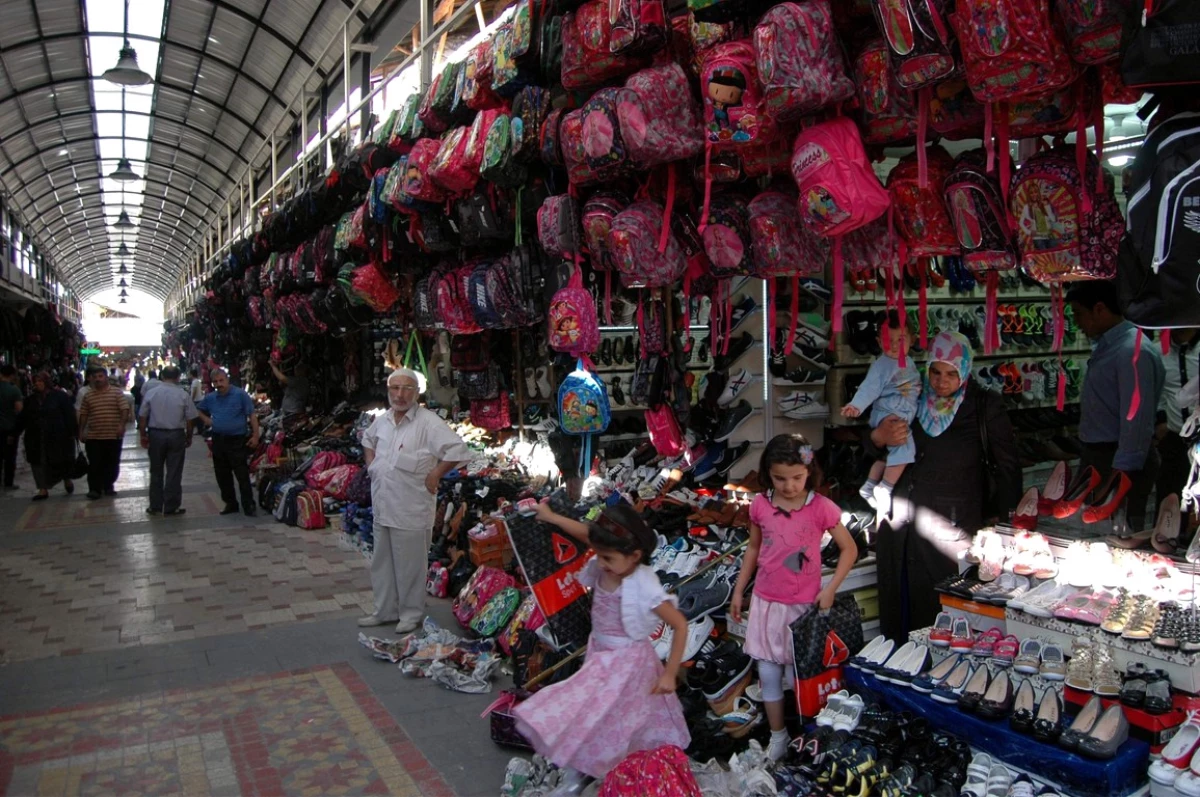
[
  {"x1": 607, "y1": 200, "x2": 690, "y2": 289},
  {"x1": 869, "y1": 0, "x2": 958, "y2": 90},
  {"x1": 753, "y1": 1, "x2": 855, "y2": 124},
  {"x1": 560, "y1": 0, "x2": 648, "y2": 90},
  {"x1": 854, "y1": 38, "x2": 918, "y2": 146},
  {"x1": 944, "y1": 149, "x2": 1019, "y2": 274},
  {"x1": 790, "y1": 117, "x2": 891, "y2": 238},
  {"x1": 887, "y1": 146, "x2": 960, "y2": 259}
]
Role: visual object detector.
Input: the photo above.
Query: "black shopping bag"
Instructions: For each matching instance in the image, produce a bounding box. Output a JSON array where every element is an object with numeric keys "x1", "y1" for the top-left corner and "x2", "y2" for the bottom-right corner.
[
  {"x1": 790, "y1": 593, "x2": 864, "y2": 680},
  {"x1": 71, "y1": 450, "x2": 89, "y2": 480}
]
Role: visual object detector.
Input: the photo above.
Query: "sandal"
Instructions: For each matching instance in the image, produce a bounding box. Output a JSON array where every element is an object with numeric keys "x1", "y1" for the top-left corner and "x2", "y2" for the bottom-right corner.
[{"x1": 718, "y1": 697, "x2": 761, "y2": 737}]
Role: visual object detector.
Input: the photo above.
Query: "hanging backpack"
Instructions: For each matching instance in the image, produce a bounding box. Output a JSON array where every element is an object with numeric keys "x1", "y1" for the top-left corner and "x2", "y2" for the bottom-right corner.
[
  {"x1": 561, "y1": 109, "x2": 602, "y2": 186},
  {"x1": 645, "y1": 404, "x2": 686, "y2": 455},
  {"x1": 493, "y1": 0, "x2": 541, "y2": 96},
  {"x1": 927, "y1": 77, "x2": 986, "y2": 139},
  {"x1": 558, "y1": 360, "x2": 612, "y2": 434},
  {"x1": 481, "y1": 114, "x2": 529, "y2": 188},
  {"x1": 1009, "y1": 145, "x2": 1124, "y2": 283},
  {"x1": 888, "y1": 146, "x2": 961, "y2": 259},
  {"x1": 620, "y1": 64, "x2": 706, "y2": 168},
  {"x1": 944, "y1": 148, "x2": 1019, "y2": 273},
  {"x1": 561, "y1": 0, "x2": 648, "y2": 90},
  {"x1": 1057, "y1": 0, "x2": 1123, "y2": 65},
  {"x1": 548, "y1": 268, "x2": 600, "y2": 355},
  {"x1": 702, "y1": 194, "x2": 754, "y2": 279},
  {"x1": 434, "y1": 264, "x2": 484, "y2": 335},
  {"x1": 870, "y1": 0, "x2": 958, "y2": 90},
  {"x1": 609, "y1": 0, "x2": 668, "y2": 55},
  {"x1": 582, "y1": 191, "x2": 628, "y2": 273},
  {"x1": 428, "y1": 126, "x2": 483, "y2": 195},
  {"x1": 948, "y1": 0, "x2": 1078, "y2": 103},
  {"x1": 701, "y1": 41, "x2": 768, "y2": 148},
  {"x1": 540, "y1": 108, "x2": 567, "y2": 167},
  {"x1": 463, "y1": 40, "x2": 504, "y2": 111},
  {"x1": 638, "y1": 298, "x2": 669, "y2": 357},
  {"x1": 541, "y1": 14, "x2": 564, "y2": 84},
  {"x1": 753, "y1": 1, "x2": 856, "y2": 124},
  {"x1": 538, "y1": 195, "x2": 580, "y2": 259},
  {"x1": 1119, "y1": 112, "x2": 1200, "y2": 329},
  {"x1": 511, "y1": 86, "x2": 551, "y2": 163},
  {"x1": 854, "y1": 38, "x2": 918, "y2": 145},
  {"x1": 404, "y1": 139, "x2": 448, "y2": 203},
  {"x1": 1121, "y1": 0, "x2": 1200, "y2": 89},
  {"x1": 460, "y1": 364, "x2": 502, "y2": 400},
  {"x1": 577, "y1": 88, "x2": 633, "y2": 181},
  {"x1": 790, "y1": 117, "x2": 891, "y2": 237},
  {"x1": 608, "y1": 201, "x2": 689, "y2": 289}
]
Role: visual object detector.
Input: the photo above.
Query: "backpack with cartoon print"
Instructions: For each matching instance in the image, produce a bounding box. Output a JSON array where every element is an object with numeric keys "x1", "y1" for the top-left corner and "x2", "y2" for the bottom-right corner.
[
  {"x1": 558, "y1": 360, "x2": 611, "y2": 435},
  {"x1": 855, "y1": 38, "x2": 918, "y2": 146},
  {"x1": 548, "y1": 268, "x2": 600, "y2": 355},
  {"x1": 701, "y1": 41, "x2": 768, "y2": 149},
  {"x1": 870, "y1": 0, "x2": 958, "y2": 91},
  {"x1": 608, "y1": 200, "x2": 689, "y2": 289},
  {"x1": 944, "y1": 149, "x2": 1019, "y2": 273},
  {"x1": 753, "y1": 1, "x2": 856, "y2": 124}
]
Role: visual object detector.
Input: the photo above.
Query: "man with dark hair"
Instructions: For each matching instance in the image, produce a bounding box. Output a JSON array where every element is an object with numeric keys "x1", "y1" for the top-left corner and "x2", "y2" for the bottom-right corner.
[
  {"x1": 196, "y1": 368, "x2": 260, "y2": 516},
  {"x1": 78, "y1": 366, "x2": 132, "y2": 499},
  {"x1": 0, "y1": 364, "x2": 24, "y2": 490},
  {"x1": 137, "y1": 366, "x2": 196, "y2": 516},
  {"x1": 1067, "y1": 280, "x2": 1165, "y2": 532}
]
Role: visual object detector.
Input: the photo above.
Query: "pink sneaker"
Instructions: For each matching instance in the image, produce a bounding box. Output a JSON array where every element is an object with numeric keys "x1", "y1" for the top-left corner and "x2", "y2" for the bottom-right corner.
[
  {"x1": 1053, "y1": 592, "x2": 1093, "y2": 622},
  {"x1": 971, "y1": 627, "x2": 1003, "y2": 657},
  {"x1": 990, "y1": 635, "x2": 1020, "y2": 666},
  {"x1": 1075, "y1": 592, "x2": 1116, "y2": 626}
]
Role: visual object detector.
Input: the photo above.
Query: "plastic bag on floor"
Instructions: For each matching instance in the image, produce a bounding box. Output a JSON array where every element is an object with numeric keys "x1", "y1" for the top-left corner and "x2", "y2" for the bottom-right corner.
[{"x1": 729, "y1": 741, "x2": 778, "y2": 796}]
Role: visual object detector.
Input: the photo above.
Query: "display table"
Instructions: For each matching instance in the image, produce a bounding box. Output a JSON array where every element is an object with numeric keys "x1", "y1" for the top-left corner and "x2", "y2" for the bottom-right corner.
[{"x1": 845, "y1": 668, "x2": 1149, "y2": 797}]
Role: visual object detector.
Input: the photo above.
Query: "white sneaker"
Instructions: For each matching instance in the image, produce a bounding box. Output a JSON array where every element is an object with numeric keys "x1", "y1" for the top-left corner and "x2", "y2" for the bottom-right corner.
[
  {"x1": 766, "y1": 731, "x2": 790, "y2": 762},
  {"x1": 790, "y1": 327, "x2": 830, "y2": 350},
  {"x1": 815, "y1": 689, "x2": 850, "y2": 726},
  {"x1": 831, "y1": 693, "x2": 864, "y2": 732},
  {"x1": 781, "y1": 394, "x2": 830, "y2": 420},
  {"x1": 536, "y1": 368, "x2": 553, "y2": 400},
  {"x1": 718, "y1": 368, "x2": 758, "y2": 408}
]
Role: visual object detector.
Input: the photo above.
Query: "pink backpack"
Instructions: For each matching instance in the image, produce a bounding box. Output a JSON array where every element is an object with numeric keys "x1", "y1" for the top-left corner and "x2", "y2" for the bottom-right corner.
[
  {"x1": 404, "y1": 139, "x2": 448, "y2": 202},
  {"x1": 582, "y1": 192, "x2": 628, "y2": 273},
  {"x1": 305, "y1": 451, "x2": 348, "y2": 487},
  {"x1": 753, "y1": 1, "x2": 856, "y2": 124},
  {"x1": 854, "y1": 39, "x2": 918, "y2": 146},
  {"x1": 701, "y1": 41, "x2": 768, "y2": 148},
  {"x1": 538, "y1": 196, "x2": 581, "y2": 259},
  {"x1": 548, "y1": 268, "x2": 600, "y2": 356},
  {"x1": 608, "y1": 200, "x2": 688, "y2": 289},
  {"x1": 790, "y1": 117, "x2": 891, "y2": 238},
  {"x1": 620, "y1": 64, "x2": 706, "y2": 168},
  {"x1": 748, "y1": 191, "x2": 830, "y2": 352},
  {"x1": 452, "y1": 566, "x2": 517, "y2": 628},
  {"x1": 470, "y1": 393, "x2": 512, "y2": 430},
  {"x1": 609, "y1": 0, "x2": 667, "y2": 55},
  {"x1": 560, "y1": 109, "x2": 602, "y2": 187},
  {"x1": 645, "y1": 405, "x2": 686, "y2": 456},
  {"x1": 428, "y1": 127, "x2": 480, "y2": 195},
  {"x1": 434, "y1": 264, "x2": 483, "y2": 335},
  {"x1": 948, "y1": 0, "x2": 1077, "y2": 103},
  {"x1": 561, "y1": 0, "x2": 648, "y2": 90},
  {"x1": 599, "y1": 746, "x2": 701, "y2": 797}
]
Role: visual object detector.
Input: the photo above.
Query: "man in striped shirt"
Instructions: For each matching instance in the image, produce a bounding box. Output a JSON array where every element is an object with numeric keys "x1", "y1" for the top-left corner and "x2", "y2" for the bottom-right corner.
[{"x1": 78, "y1": 367, "x2": 132, "y2": 500}]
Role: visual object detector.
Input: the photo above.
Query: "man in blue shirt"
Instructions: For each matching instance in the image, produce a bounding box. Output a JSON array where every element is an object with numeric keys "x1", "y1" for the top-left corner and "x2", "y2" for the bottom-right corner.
[
  {"x1": 196, "y1": 368, "x2": 261, "y2": 516},
  {"x1": 1068, "y1": 281, "x2": 1165, "y2": 533}
]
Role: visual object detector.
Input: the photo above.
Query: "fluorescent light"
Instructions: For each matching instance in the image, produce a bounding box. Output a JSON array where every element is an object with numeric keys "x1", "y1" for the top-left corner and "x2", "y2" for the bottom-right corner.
[{"x1": 1108, "y1": 155, "x2": 1133, "y2": 167}]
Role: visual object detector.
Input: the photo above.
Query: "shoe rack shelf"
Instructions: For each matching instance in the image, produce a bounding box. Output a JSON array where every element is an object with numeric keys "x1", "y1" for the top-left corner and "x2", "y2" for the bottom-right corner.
[
  {"x1": 840, "y1": 280, "x2": 1067, "y2": 307},
  {"x1": 1005, "y1": 610, "x2": 1200, "y2": 696}
]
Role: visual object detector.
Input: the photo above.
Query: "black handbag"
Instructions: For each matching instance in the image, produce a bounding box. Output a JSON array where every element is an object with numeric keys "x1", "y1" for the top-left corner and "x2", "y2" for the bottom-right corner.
[
  {"x1": 71, "y1": 450, "x2": 89, "y2": 480},
  {"x1": 790, "y1": 594, "x2": 864, "y2": 680}
]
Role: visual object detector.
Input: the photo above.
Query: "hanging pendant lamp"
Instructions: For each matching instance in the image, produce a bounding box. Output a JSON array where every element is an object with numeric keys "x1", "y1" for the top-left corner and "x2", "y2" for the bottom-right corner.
[
  {"x1": 102, "y1": 2, "x2": 153, "y2": 86},
  {"x1": 119, "y1": 289, "x2": 129, "y2": 298},
  {"x1": 117, "y1": 278, "x2": 129, "y2": 288},
  {"x1": 110, "y1": 158, "x2": 139, "y2": 182},
  {"x1": 116, "y1": 242, "x2": 132, "y2": 257},
  {"x1": 116, "y1": 264, "x2": 130, "y2": 275},
  {"x1": 115, "y1": 210, "x2": 135, "y2": 228},
  {"x1": 119, "y1": 298, "x2": 127, "y2": 304}
]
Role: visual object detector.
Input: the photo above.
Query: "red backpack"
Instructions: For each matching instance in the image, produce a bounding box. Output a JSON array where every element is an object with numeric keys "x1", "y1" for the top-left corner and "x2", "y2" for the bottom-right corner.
[
  {"x1": 948, "y1": 0, "x2": 1077, "y2": 103},
  {"x1": 434, "y1": 264, "x2": 483, "y2": 335},
  {"x1": 537, "y1": 195, "x2": 581, "y2": 259},
  {"x1": 753, "y1": 1, "x2": 856, "y2": 124},
  {"x1": 1057, "y1": 0, "x2": 1123, "y2": 65},
  {"x1": 560, "y1": 109, "x2": 602, "y2": 187},
  {"x1": 870, "y1": 0, "x2": 958, "y2": 91},
  {"x1": 609, "y1": 0, "x2": 668, "y2": 55},
  {"x1": 854, "y1": 39, "x2": 918, "y2": 146},
  {"x1": 888, "y1": 146, "x2": 960, "y2": 259},
  {"x1": 645, "y1": 405, "x2": 686, "y2": 455},
  {"x1": 608, "y1": 200, "x2": 689, "y2": 289},
  {"x1": 462, "y1": 41, "x2": 504, "y2": 111},
  {"x1": 403, "y1": 139, "x2": 448, "y2": 202},
  {"x1": 620, "y1": 64, "x2": 706, "y2": 169},
  {"x1": 428, "y1": 126, "x2": 482, "y2": 195},
  {"x1": 561, "y1": 0, "x2": 648, "y2": 90}
]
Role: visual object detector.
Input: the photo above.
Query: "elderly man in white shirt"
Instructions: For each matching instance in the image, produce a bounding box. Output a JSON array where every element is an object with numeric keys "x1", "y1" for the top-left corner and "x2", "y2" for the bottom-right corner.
[{"x1": 357, "y1": 367, "x2": 470, "y2": 633}]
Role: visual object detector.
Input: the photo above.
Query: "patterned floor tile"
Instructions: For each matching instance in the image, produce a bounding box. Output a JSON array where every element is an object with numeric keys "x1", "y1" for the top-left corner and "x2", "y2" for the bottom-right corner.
[{"x1": 0, "y1": 664, "x2": 452, "y2": 796}]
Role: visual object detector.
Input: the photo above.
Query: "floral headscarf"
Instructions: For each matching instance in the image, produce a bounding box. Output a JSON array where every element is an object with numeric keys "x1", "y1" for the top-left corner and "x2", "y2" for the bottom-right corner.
[{"x1": 916, "y1": 331, "x2": 974, "y2": 437}]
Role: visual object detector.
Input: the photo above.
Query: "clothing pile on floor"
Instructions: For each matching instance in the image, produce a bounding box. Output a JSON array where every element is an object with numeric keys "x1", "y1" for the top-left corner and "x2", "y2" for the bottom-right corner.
[{"x1": 358, "y1": 618, "x2": 503, "y2": 694}]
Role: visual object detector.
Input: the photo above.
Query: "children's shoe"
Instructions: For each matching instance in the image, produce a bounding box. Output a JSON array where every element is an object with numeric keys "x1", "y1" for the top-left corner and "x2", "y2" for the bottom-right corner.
[
  {"x1": 990, "y1": 635, "x2": 1020, "y2": 667},
  {"x1": 1012, "y1": 638, "x2": 1043, "y2": 675},
  {"x1": 1065, "y1": 638, "x2": 1095, "y2": 692},
  {"x1": 929, "y1": 611, "x2": 954, "y2": 647},
  {"x1": 971, "y1": 627, "x2": 1003, "y2": 657},
  {"x1": 949, "y1": 618, "x2": 974, "y2": 653},
  {"x1": 1039, "y1": 643, "x2": 1067, "y2": 681}
]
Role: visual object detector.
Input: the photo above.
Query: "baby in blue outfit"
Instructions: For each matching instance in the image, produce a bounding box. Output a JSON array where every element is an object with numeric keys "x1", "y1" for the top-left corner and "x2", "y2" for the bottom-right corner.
[{"x1": 841, "y1": 310, "x2": 920, "y2": 513}]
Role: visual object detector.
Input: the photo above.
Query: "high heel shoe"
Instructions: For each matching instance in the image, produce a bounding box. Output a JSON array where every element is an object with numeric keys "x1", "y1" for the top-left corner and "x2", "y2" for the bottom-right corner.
[
  {"x1": 1039, "y1": 462, "x2": 1071, "y2": 515},
  {"x1": 1077, "y1": 703, "x2": 1130, "y2": 759},
  {"x1": 1053, "y1": 466, "x2": 1102, "y2": 519},
  {"x1": 1009, "y1": 678, "x2": 1037, "y2": 733},
  {"x1": 1059, "y1": 695, "x2": 1104, "y2": 752},
  {"x1": 1032, "y1": 688, "x2": 1063, "y2": 743},
  {"x1": 1152, "y1": 493, "x2": 1183, "y2": 554},
  {"x1": 1012, "y1": 487, "x2": 1039, "y2": 530},
  {"x1": 1082, "y1": 471, "x2": 1133, "y2": 523}
]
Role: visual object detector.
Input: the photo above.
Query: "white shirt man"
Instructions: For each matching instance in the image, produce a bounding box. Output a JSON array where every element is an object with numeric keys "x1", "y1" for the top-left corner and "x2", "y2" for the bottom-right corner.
[{"x1": 358, "y1": 368, "x2": 469, "y2": 633}]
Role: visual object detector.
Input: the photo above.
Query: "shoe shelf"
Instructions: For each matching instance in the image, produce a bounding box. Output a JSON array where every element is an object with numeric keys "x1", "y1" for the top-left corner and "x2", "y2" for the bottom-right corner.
[
  {"x1": 839, "y1": 280, "x2": 1064, "y2": 306},
  {"x1": 1004, "y1": 610, "x2": 1200, "y2": 696},
  {"x1": 908, "y1": 626, "x2": 1073, "y2": 697},
  {"x1": 843, "y1": 667, "x2": 1151, "y2": 797}
]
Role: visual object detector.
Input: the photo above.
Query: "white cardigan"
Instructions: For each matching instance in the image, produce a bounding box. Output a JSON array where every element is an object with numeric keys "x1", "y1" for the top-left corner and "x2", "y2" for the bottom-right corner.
[{"x1": 579, "y1": 559, "x2": 676, "y2": 643}]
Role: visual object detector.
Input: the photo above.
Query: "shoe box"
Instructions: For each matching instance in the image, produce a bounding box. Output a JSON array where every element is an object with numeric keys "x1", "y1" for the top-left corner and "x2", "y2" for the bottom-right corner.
[
  {"x1": 938, "y1": 594, "x2": 1008, "y2": 634},
  {"x1": 794, "y1": 666, "x2": 845, "y2": 719},
  {"x1": 470, "y1": 520, "x2": 514, "y2": 568},
  {"x1": 1064, "y1": 686, "x2": 1186, "y2": 755}
]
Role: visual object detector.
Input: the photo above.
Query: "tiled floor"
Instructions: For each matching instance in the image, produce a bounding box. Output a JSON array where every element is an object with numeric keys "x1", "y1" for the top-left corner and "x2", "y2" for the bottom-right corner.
[{"x1": 0, "y1": 431, "x2": 513, "y2": 795}]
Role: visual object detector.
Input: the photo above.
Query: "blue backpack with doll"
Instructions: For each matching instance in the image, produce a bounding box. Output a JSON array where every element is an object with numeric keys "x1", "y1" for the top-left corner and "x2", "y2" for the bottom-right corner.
[{"x1": 558, "y1": 360, "x2": 611, "y2": 477}]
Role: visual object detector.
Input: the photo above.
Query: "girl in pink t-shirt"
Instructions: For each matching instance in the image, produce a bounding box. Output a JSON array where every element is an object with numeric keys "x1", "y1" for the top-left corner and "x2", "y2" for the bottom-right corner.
[{"x1": 730, "y1": 434, "x2": 858, "y2": 761}]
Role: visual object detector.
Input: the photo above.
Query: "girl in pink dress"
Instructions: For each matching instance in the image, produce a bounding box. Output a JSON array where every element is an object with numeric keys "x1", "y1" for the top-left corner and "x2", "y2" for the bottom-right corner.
[
  {"x1": 516, "y1": 501, "x2": 691, "y2": 795},
  {"x1": 730, "y1": 434, "x2": 859, "y2": 761}
]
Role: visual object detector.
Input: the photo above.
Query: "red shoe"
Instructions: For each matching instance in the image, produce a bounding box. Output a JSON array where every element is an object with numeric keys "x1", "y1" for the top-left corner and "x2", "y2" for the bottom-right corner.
[
  {"x1": 1082, "y1": 471, "x2": 1133, "y2": 524},
  {"x1": 929, "y1": 611, "x2": 954, "y2": 647},
  {"x1": 1038, "y1": 462, "x2": 1070, "y2": 515},
  {"x1": 1053, "y1": 466, "x2": 1101, "y2": 519},
  {"x1": 1013, "y1": 487, "x2": 1039, "y2": 530}
]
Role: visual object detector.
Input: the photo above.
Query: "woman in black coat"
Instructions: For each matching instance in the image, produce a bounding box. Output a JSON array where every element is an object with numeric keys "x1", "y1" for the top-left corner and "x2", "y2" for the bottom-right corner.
[
  {"x1": 22, "y1": 371, "x2": 77, "y2": 500},
  {"x1": 870, "y1": 332, "x2": 1022, "y2": 640}
]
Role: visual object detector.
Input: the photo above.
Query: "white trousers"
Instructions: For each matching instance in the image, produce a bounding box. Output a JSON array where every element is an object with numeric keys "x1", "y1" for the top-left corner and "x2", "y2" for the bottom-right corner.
[{"x1": 370, "y1": 524, "x2": 431, "y2": 624}]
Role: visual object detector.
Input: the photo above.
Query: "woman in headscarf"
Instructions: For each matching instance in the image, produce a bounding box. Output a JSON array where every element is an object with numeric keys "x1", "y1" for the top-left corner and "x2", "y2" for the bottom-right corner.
[
  {"x1": 20, "y1": 371, "x2": 78, "y2": 500},
  {"x1": 869, "y1": 332, "x2": 1022, "y2": 639}
]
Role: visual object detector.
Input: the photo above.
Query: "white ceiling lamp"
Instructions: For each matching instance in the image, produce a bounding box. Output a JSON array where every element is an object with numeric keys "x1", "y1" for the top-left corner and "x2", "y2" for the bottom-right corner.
[
  {"x1": 1109, "y1": 154, "x2": 1134, "y2": 168},
  {"x1": 102, "y1": 0, "x2": 153, "y2": 86}
]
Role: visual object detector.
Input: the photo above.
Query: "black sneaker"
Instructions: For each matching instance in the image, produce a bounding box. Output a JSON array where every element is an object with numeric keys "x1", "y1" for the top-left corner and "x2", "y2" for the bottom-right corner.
[
  {"x1": 713, "y1": 332, "x2": 756, "y2": 372},
  {"x1": 794, "y1": 345, "x2": 833, "y2": 371},
  {"x1": 714, "y1": 401, "x2": 754, "y2": 443},
  {"x1": 146, "y1": 508, "x2": 162, "y2": 515},
  {"x1": 769, "y1": 342, "x2": 788, "y2": 378},
  {"x1": 774, "y1": 367, "x2": 827, "y2": 386},
  {"x1": 165, "y1": 508, "x2": 187, "y2": 516},
  {"x1": 798, "y1": 278, "x2": 833, "y2": 304},
  {"x1": 220, "y1": 505, "x2": 239, "y2": 515},
  {"x1": 728, "y1": 295, "x2": 759, "y2": 334},
  {"x1": 715, "y1": 441, "x2": 751, "y2": 476},
  {"x1": 689, "y1": 637, "x2": 753, "y2": 699}
]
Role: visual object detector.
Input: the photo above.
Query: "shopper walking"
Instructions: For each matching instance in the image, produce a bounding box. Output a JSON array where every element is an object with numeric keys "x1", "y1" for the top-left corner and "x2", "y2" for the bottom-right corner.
[
  {"x1": 77, "y1": 367, "x2": 132, "y2": 499},
  {"x1": 515, "y1": 501, "x2": 691, "y2": 791},
  {"x1": 1067, "y1": 280, "x2": 1165, "y2": 532},
  {"x1": 0, "y1": 364, "x2": 24, "y2": 491},
  {"x1": 870, "y1": 332, "x2": 1021, "y2": 640},
  {"x1": 188, "y1": 366, "x2": 204, "y2": 406},
  {"x1": 358, "y1": 368, "x2": 469, "y2": 633},
  {"x1": 22, "y1": 371, "x2": 76, "y2": 500},
  {"x1": 137, "y1": 366, "x2": 196, "y2": 516},
  {"x1": 195, "y1": 368, "x2": 260, "y2": 516},
  {"x1": 729, "y1": 434, "x2": 858, "y2": 761}
]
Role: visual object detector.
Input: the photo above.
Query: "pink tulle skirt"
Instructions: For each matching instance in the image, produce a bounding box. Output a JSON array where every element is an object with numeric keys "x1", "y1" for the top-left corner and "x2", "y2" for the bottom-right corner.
[{"x1": 742, "y1": 595, "x2": 812, "y2": 665}]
